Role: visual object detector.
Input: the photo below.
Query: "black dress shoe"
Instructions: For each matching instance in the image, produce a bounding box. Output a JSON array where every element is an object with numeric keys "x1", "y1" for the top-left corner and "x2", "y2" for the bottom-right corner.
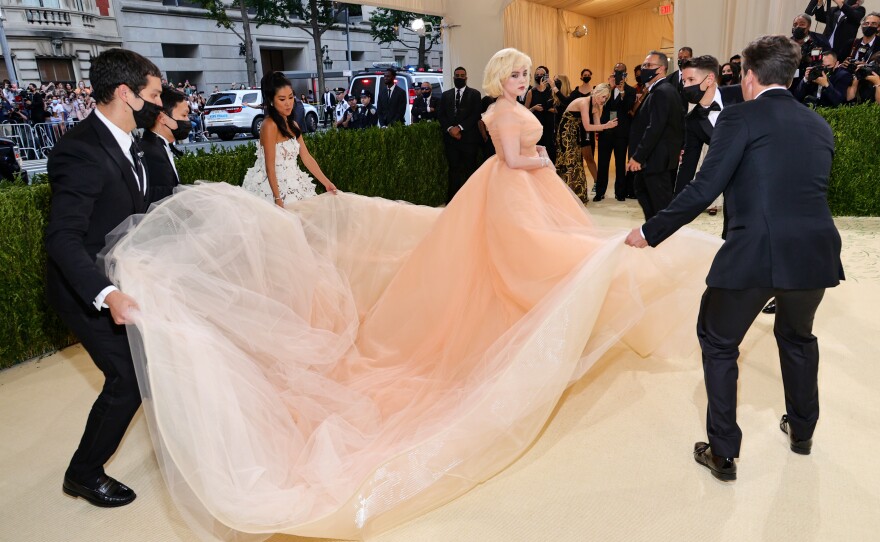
[
  {"x1": 63, "y1": 474, "x2": 137, "y2": 507},
  {"x1": 780, "y1": 415, "x2": 812, "y2": 455},
  {"x1": 693, "y1": 442, "x2": 736, "y2": 481},
  {"x1": 615, "y1": 196, "x2": 626, "y2": 201},
  {"x1": 762, "y1": 300, "x2": 776, "y2": 314},
  {"x1": 593, "y1": 195, "x2": 604, "y2": 202}
]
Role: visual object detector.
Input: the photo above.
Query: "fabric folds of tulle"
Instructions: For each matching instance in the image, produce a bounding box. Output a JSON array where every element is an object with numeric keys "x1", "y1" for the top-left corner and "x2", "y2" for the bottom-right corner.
[{"x1": 103, "y1": 159, "x2": 720, "y2": 540}]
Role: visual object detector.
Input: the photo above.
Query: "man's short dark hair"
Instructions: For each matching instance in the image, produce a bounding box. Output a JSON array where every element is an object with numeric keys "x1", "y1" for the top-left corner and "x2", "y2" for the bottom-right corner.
[
  {"x1": 648, "y1": 50, "x2": 670, "y2": 73},
  {"x1": 741, "y1": 35, "x2": 801, "y2": 87},
  {"x1": 679, "y1": 47, "x2": 694, "y2": 56},
  {"x1": 581, "y1": 68, "x2": 593, "y2": 76},
  {"x1": 386, "y1": 68, "x2": 397, "y2": 77},
  {"x1": 822, "y1": 49, "x2": 838, "y2": 61},
  {"x1": 454, "y1": 66, "x2": 466, "y2": 74},
  {"x1": 682, "y1": 55, "x2": 720, "y2": 78},
  {"x1": 90, "y1": 48, "x2": 162, "y2": 105},
  {"x1": 730, "y1": 54, "x2": 742, "y2": 62},
  {"x1": 160, "y1": 86, "x2": 187, "y2": 117}
]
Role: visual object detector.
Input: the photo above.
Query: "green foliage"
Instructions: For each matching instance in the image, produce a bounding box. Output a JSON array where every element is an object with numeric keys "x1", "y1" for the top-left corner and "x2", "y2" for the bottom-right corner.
[
  {"x1": 0, "y1": 185, "x2": 76, "y2": 369},
  {"x1": 816, "y1": 103, "x2": 880, "y2": 216},
  {"x1": 369, "y1": 9, "x2": 443, "y2": 68}
]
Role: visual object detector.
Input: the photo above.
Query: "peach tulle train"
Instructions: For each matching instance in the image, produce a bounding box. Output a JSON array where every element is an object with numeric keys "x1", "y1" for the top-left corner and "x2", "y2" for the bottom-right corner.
[{"x1": 102, "y1": 102, "x2": 721, "y2": 541}]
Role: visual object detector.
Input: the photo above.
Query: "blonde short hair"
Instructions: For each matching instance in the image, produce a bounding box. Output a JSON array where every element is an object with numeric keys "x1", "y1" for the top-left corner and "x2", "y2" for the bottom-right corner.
[
  {"x1": 483, "y1": 48, "x2": 532, "y2": 98},
  {"x1": 591, "y1": 83, "x2": 612, "y2": 100}
]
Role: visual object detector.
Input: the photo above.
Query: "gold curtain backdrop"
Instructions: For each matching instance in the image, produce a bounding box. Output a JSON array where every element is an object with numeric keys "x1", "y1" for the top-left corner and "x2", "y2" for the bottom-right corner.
[{"x1": 503, "y1": 0, "x2": 673, "y2": 92}]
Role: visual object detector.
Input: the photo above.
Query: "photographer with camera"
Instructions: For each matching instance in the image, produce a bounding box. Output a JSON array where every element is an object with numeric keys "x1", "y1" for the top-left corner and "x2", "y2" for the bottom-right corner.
[
  {"x1": 794, "y1": 50, "x2": 853, "y2": 106},
  {"x1": 845, "y1": 12, "x2": 880, "y2": 63},
  {"x1": 808, "y1": 0, "x2": 867, "y2": 62},
  {"x1": 847, "y1": 51, "x2": 880, "y2": 103},
  {"x1": 790, "y1": 14, "x2": 832, "y2": 90}
]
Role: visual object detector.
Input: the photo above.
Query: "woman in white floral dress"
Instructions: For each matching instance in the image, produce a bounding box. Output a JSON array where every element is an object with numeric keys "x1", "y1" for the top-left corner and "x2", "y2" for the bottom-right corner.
[{"x1": 242, "y1": 72, "x2": 337, "y2": 206}]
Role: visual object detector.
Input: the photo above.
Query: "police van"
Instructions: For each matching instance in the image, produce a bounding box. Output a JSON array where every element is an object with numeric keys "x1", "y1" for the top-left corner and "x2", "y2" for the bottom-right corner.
[{"x1": 348, "y1": 64, "x2": 444, "y2": 125}]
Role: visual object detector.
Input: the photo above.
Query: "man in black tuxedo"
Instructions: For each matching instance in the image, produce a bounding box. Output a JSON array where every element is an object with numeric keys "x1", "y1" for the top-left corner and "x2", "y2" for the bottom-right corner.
[
  {"x1": 808, "y1": 0, "x2": 867, "y2": 61},
  {"x1": 438, "y1": 66, "x2": 482, "y2": 202},
  {"x1": 794, "y1": 49, "x2": 853, "y2": 106},
  {"x1": 45, "y1": 48, "x2": 163, "y2": 507},
  {"x1": 596, "y1": 63, "x2": 637, "y2": 201},
  {"x1": 322, "y1": 86, "x2": 336, "y2": 127},
  {"x1": 626, "y1": 51, "x2": 684, "y2": 220},
  {"x1": 140, "y1": 85, "x2": 191, "y2": 204},
  {"x1": 377, "y1": 68, "x2": 406, "y2": 127},
  {"x1": 626, "y1": 35, "x2": 844, "y2": 481},
  {"x1": 665, "y1": 46, "x2": 693, "y2": 111},
  {"x1": 411, "y1": 82, "x2": 439, "y2": 123},
  {"x1": 675, "y1": 55, "x2": 744, "y2": 197}
]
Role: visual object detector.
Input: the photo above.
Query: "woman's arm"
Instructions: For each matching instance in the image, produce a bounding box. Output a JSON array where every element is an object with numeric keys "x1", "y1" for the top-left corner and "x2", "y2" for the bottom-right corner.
[
  {"x1": 496, "y1": 123, "x2": 554, "y2": 170},
  {"x1": 296, "y1": 127, "x2": 338, "y2": 194},
  {"x1": 260, "y1": 119, "x2": 284, "y2": 207},
  {"x1": 524, "y1": 89, "x2": 533, "y2": 109},
  {"x1": 579, "y1": 100, "x2": 617, "y2": 132}
]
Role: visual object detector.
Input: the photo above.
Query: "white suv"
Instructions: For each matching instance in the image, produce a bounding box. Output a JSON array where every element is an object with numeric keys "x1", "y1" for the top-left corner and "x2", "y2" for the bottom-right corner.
[{"x1": 204, "y1": 89, "x2": 319, "y2": 141}]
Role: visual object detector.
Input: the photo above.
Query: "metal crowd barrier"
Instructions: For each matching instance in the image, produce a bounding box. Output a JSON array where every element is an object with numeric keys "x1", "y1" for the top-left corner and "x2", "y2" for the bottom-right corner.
[{"x1": 0, "y1": 123, "x2": 41, "y2": 160}]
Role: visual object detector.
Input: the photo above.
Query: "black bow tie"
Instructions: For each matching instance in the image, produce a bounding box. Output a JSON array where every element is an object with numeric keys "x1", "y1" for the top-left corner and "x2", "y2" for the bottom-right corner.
[{"x1": 694, "y1": 101, "x2": 721, "y2": 118}]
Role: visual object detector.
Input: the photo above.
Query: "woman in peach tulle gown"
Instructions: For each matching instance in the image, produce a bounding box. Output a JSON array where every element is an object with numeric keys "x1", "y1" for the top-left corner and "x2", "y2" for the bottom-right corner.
[{"x1": 101, "y1": 48, "x2": 721, "y2": 541}]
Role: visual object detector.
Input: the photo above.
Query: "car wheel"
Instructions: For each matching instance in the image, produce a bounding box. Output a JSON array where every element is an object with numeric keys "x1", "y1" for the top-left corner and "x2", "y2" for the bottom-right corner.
[
  {"x1": 251, "y1": 116, "x2": 264, "y2": 137},
  {"x1": 218, "y1": 133, "x2": 235, "y2": 141},
  {"x1": 305, "y1": 112, "x2": 318, "y2": 133}
]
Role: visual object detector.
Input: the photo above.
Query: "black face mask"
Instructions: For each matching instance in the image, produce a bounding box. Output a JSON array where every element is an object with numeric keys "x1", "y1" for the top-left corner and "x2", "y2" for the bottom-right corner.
[
  {"x1": 681, "y1": 77, "x2": 709, "y2": 104},
  {"x1": 720, "y1": 73, "x2": 734, "y2": 84},
  {"x1": 133, "y1": 100, "x2": 161, "y2": 129},
  {"x1": 169, "y1": 116, "x2": 191, "y2": 141},
  {"x1": 792, "y1": 27, "x2": 808, "y2": 40},
  {"x1": 581, "y1": 76, "x2": 592, "y2": 84},
  {"x1": 678, "y1": 58, "x2": 687, "y2": 69},
  {"x1": 453, "y1": 77, "x2": 466, "y2": 89},
  {"x1": 863, "y1": 26, "x2": 878, "y2": 38},
  {"x1": 638, "y1": 67, "x2": 659, "y2": 85}
]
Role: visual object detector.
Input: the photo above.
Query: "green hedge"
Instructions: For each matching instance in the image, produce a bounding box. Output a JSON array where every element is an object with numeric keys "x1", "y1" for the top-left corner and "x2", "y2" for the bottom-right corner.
[
  {"x1": 817, "y1": 104, "x2": 880, "y2": 217},
  {"x1": 2, "y1": 109, "x2": 879, "y2": 369},
  {"x1": 175, "y1": 122, "x2": 448, "y2": 206}
]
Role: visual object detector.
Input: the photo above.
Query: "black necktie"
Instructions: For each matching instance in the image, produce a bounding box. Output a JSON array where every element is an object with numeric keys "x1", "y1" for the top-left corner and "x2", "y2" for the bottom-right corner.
[
  {"x1": 168, "y1": 142, "x2": 183, "y2": 157},
  {"x1": 129, "y1": 140, "x2": 145, "y2": 195},
  {"x1": 455, "y1": 89, "x2": 461, "y2": 114}
]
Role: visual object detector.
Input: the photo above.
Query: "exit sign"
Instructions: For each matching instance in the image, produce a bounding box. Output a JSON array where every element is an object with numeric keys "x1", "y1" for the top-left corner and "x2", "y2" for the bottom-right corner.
[{"x1": 659, "y1": 4, "x2": 673, "y2": 15}]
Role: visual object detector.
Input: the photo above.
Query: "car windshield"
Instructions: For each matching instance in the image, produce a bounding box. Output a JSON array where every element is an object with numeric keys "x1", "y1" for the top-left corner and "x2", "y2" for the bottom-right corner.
[{"x1": 206, "y1": 93, "x2": 237, "y2": 106}]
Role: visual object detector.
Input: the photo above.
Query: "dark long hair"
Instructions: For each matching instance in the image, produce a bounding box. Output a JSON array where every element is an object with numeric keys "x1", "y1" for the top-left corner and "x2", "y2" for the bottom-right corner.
[{"x1": 260, "y1": 71, "x2": 301, "y2": 140}]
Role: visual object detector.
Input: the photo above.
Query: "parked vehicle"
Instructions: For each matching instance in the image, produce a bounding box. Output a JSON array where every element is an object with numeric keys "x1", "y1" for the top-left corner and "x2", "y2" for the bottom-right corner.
[
  {"x1": 348, "y1": 66, "x2": 444, "y2": 125},
  {"x1": 0, "y1": 137, "x2": 28, "y2": 183},
  {"x1": 204, "y1": 89, "x2": 319, "y2": 141}
]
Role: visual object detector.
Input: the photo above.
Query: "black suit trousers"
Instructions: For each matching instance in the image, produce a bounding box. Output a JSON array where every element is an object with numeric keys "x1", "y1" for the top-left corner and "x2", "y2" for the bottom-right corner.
[
  {"x1": 596, "y1": 135, "x2": 628, "y2": 198},
  {"x1": 697, "y1": 286, "x2": 825, "y2": 458},
  {"x1": 444, "y1": 138, "x2": 478, "y2": 203},
  {"x1": 634, "y1": 169, "x2": 675, "y2": 220},
  {"x1": 59, "y1": 308, "x2": 141, "y2": 483}
]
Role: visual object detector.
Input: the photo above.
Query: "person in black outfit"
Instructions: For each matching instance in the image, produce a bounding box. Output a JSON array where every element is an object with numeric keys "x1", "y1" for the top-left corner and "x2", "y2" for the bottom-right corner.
[
  {"x1": 627, "y1": 50, "x2": 684, "y2": 220},
  {"x1": 437, "y1": 66, "x2": 481, "y2": 202},
  {"x1": 377, "y1": 68, "x2": 406, "y2": 127},
  {"x1": 665, "y1": 46, "x2": 693, "y2": 111},
  {"x1": 626, "y1": 35, "x2": 843, "y2": 482},
  {"x1": 524, "y1": 65, "x2": 557, "y2": 163},
  {"x1": 46, "y1": 48, "x2": 164, "y2": 507},
  {"x1": 477, "y1": 95, "x2": 497, "y2": 162},
  {"x1": 794, "y1": 49, "x2": 853, "y2": 106},
  {"x1": 355, "y1": 91, "x2": 378, "y2": 129},
  {"x1": 138, "y1": 85, "x2": 191, "y2": 204},
  {"x1": 595, "y1": 63, "x2": 637, "y2": 202},
  {"x1": 790, "y1": 13, "x2": 832, "y2": 91},
  {"x1": 808, "y1": 0, "x2": 867, "y2": 62},
  {"x1": 411, "y1": 82, "x2": 439, "y2": 123}
]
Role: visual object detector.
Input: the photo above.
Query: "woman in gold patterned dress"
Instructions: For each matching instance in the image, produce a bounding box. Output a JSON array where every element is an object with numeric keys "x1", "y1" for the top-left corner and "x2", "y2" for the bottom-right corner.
[{"x1": 556, "y1": 83, "x2": 617, "y2": 202}]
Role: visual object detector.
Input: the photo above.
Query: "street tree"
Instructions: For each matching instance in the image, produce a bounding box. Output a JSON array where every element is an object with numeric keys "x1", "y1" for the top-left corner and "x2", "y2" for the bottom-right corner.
[{"x1": 369, "y1": 9, "x2": 442, "y2": 69}]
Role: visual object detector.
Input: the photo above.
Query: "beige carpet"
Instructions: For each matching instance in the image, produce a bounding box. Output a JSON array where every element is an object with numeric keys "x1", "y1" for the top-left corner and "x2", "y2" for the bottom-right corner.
[{"x1": 2, "y1": 199, "x2": 879, "y2": 542}]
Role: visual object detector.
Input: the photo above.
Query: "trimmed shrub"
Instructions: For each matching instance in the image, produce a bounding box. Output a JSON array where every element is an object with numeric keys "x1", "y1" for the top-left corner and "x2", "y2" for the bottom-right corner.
[{"x1": 816, "y1": 103, "x2": 880, "y2": 217}]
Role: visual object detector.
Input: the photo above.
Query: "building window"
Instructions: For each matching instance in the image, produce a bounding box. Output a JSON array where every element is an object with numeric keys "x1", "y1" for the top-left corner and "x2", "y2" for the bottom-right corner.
[
  {"x1": 22, "y1": 0, "x2": 62, "y2": 8},
  {"x1": 351, "y1": 51, "x2": 365, "y2": 62},
  {"x1": 37, "y1": 58, "x2": 75, "y2": 83},
  {"x1": 161, "y1": 0, "x2": 203, "y2": 7},
  {"x1": 162, "y1": 44, "x2": 199, "y2": 59}
]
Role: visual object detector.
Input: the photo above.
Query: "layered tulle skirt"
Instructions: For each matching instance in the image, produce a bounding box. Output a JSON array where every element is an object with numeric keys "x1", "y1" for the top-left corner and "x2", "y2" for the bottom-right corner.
[{"x1": 102, "y1": 156, "x2": 721, "y2": 541}]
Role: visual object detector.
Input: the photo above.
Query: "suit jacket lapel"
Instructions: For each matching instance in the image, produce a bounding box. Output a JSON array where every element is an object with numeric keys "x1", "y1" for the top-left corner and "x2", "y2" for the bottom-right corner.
[{"x1": 88, "y1": 114, "x2": 146, "y2": 213}]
